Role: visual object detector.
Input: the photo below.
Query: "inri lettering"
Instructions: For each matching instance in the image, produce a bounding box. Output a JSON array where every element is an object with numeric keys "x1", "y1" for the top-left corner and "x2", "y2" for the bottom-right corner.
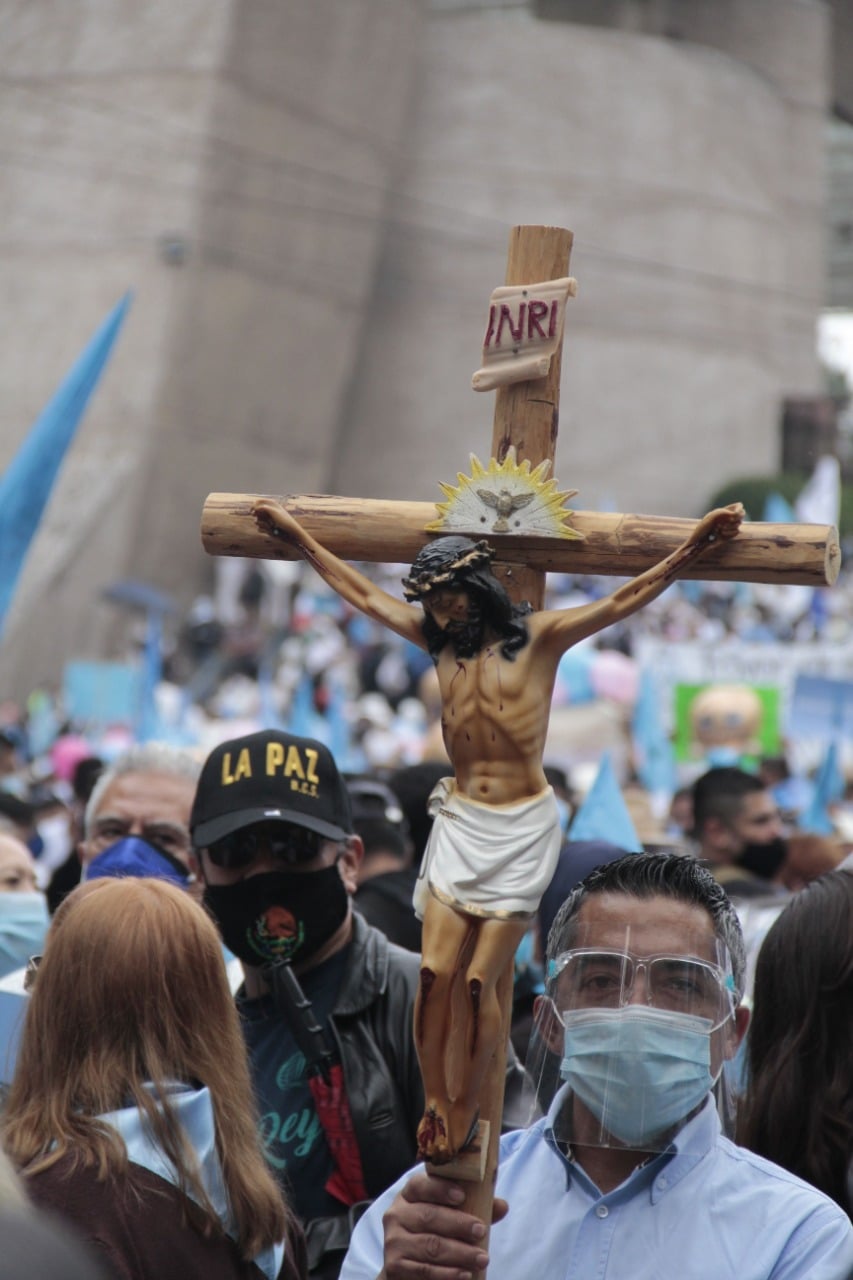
[{"x1": 483, "y1": 297, "x2": 559, "y2": 348}]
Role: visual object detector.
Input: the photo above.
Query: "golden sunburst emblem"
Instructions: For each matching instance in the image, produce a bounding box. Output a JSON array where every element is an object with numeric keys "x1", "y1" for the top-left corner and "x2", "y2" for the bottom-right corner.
[{"x1": 425, "y1": 448, "x2": 584, "y2": 540}]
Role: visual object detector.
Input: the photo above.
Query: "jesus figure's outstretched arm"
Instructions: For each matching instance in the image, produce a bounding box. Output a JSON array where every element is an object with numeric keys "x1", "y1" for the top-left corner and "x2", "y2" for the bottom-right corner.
[{"x1": 254, "y1": 497, "x2": 427, "y2": 649}]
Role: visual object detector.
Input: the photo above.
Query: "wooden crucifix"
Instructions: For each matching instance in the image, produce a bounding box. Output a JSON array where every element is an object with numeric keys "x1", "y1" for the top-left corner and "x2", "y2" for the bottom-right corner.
[{"x1": 200, "y1": 225, "x2": 840, "y2": 1256}]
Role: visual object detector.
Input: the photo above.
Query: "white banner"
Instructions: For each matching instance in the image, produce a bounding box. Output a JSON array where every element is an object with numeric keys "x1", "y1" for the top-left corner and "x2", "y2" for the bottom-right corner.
[{"x1": 634, "y1": 636, "x2": 853, "y2": 730}]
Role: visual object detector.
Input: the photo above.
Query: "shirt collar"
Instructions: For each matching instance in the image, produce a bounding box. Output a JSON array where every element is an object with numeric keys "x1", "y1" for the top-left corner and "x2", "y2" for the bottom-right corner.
[{"x1": 542, "y1": 1085, "x2": 718, "y2": 1199}]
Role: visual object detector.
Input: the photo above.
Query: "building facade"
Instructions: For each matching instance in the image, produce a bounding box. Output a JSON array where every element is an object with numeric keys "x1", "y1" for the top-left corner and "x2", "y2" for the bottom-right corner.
[{"x1": 0, "y1": 0, "x2": 838, "y2": 692}]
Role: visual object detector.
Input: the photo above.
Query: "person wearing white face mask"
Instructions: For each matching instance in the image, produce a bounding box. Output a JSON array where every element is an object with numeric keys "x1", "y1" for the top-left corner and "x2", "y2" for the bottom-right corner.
[
  {"x1": 29, "y1": 791, "x2": 74, "y2": 889},
  {"x1": 0, "y1": 832, "x2": 48, "y2": 979},
  {"x1": 341, "y1": 852, "x2": 853, "y2": 1280}
]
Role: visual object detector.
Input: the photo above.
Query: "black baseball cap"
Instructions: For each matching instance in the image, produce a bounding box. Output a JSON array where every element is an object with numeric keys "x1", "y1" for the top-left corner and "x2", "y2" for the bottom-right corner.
[
  {"x1": 190, "y1": 729, "x2": 353, "y2": 848},
  {"x1": 345, "y1": 777, "x2": 407, "y2": 828}
]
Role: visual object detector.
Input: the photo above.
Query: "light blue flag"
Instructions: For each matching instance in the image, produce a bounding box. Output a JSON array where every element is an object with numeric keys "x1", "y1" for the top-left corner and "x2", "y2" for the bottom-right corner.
[
  {"x1": 762, "y1": 492, "x2": 796, "y2": 523},
  {"x1": 631, "y1": 670, "x2": 676, "y2": 798},
  {"x1": 0, "y1": 969, "x2": 28, "y2": 1087},
  {"x1": 257, "y1": 657, "x2": 283, "y2": 732},
  {"x1": 137, "y1": 613, "x2": 165, "y2": 743},
  {"x1": 25, "y1": 688, "x2": 60, "y2": 758},
  {"x1": 287, "y1": 672, "x2": 319, "y2": 739},
  {"x1": 800, "y1": 739, "x2": 845, "y2": 835},
  {"x1": 0, "y1": 294, "x2": 131, "y2": 633},
  {"x1": 324, "y1": 673, "x2": 357, "y2": 770},
  {"x1": 556, "y1": 648, "x2": 596, "y2": 705},
  {"x1": 569, "y1": 752, "x2": 643, "y2": 852}
]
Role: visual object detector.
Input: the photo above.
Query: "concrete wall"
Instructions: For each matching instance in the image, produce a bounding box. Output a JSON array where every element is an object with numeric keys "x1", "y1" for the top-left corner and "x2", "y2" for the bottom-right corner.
[
  {"x1": 334, "y1": 5, "x2": 831, "y2": 521},
  {"x1": 0, "y1": 0, "x2": 834, "y2": 695},
  {"x1": 127, "y1": 0, "x2": 424, "y2": 592},
  {"x1": 828, "y1": 0, "x2": 853, "y2": 120},
  {"x1": 0, "y1": 0, "x2": 422, "y2": 693},
  {"x1": 827, "y1": 0, "x2": 853, "y2": 306},
  {"x1": 828, "y1": 119, "x2": 853, "y2": 309},
  {"x1": 0, "y1": 0, "x2": 233, "y2": 685}
]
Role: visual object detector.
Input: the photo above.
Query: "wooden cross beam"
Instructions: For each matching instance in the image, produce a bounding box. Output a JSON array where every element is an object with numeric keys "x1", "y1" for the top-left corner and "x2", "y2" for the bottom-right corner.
[
  {"x1": 201, "y1": 493, "x2": 840, "y2": 588},
  {"x1": 199, "y1": 225, "x2": 841, "y2": 1271}
]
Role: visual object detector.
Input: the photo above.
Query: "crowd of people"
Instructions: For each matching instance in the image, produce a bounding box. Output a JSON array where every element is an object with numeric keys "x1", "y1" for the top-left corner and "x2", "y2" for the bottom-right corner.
[
  {"x1": 0, "y1": 553, "x2": 851, "y2": 1278},
  {"x1": 10, "y1": 550, "x2": 850, "y2": 787}
]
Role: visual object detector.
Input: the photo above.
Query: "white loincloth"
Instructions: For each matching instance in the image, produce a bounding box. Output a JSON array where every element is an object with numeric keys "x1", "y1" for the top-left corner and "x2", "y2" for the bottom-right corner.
[{"x1": 413, "y1": 779, "x2": 562, "y2": 921}]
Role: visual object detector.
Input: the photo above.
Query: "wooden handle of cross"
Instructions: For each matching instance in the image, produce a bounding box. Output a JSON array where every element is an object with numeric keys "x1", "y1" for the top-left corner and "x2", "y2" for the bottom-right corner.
[
  {"x1": 200, "y1": 492, "x2": 840, "y2": 587},
  {"x1": 424, "y1": 227, "x2": 577, "y2": 1275}
]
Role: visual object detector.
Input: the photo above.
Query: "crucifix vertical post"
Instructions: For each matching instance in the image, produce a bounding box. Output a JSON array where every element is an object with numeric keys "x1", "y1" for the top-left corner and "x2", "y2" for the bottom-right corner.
[
  {"x1": 433, "y1": 226, "x2": 574, "y2": 1254},
  {"x1": 489, "y1": 225, "x2": 574, "y2": 609}
]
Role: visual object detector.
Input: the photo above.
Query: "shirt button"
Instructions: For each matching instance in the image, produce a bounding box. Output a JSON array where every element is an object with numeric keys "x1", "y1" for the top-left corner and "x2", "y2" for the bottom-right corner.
[
  {"x1": 595, "y1": 1205, "x2": 609, "y2": 1218},
  {"x1": 656, "y1": 1177, "x2": 668, "y2": 1190}
]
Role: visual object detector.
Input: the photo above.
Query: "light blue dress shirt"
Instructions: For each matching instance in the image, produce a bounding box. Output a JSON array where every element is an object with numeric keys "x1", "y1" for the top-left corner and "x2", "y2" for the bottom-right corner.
[{"x1": 342, "y1": 1093, "x2": 853, "y2": 1280}]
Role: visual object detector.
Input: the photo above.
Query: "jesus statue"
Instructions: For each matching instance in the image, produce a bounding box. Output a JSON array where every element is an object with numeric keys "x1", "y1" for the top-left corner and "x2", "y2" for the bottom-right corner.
[{"x1": 254, "y1": 495, "x2": 744, "y2": 1163}]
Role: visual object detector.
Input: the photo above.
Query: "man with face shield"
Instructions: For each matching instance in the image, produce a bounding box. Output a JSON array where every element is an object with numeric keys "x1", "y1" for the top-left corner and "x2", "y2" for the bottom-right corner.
[
  {"x1": 340, "y1": 852, "x2": 853, "y2": 1280},
  {"x1": 539, "y1": 861, "x2": 744, "y2": 1167}
]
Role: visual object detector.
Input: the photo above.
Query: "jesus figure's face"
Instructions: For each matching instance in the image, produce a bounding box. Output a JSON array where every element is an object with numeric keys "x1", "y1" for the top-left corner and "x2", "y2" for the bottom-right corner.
[
  {"x1": 422, "y1": 586, "x2": 487, "y2": 659},
  {"x1": 423, "y1": 586, "x2": 473, "y2": 632}
]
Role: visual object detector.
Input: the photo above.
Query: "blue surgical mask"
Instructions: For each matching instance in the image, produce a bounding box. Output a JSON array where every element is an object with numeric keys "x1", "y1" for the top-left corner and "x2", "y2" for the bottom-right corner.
[
  {"x1": 560, "y1": 1004, "x2": 717, "y2": 1147},
  {"x1": 84, "y1": 837, "x2": 191, "y2": 888},
  {"x1": 0, "y1": 891, "x2": 49, "y2": 979}
]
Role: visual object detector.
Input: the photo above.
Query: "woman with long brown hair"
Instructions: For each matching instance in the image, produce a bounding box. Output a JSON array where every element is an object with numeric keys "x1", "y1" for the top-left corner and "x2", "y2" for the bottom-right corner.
[
  {"x1": 740, "y1": 868, "x2": 853, "y2": 1216},
  {"x1": 2, "y1": 876, "x2": 305, "y2": 1280}
]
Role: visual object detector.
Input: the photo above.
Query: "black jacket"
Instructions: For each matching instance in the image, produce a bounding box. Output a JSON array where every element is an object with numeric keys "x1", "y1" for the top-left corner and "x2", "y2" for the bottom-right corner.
[
  {"x1": 328, "y1": 912, "x2": 423, "y2": 1195},
  {"x1": 304, "y1": 911, "x2": 535, "y2": 1277},
  {"x1": 353, "y1": 869, "x2": 422, "y2": 952}
]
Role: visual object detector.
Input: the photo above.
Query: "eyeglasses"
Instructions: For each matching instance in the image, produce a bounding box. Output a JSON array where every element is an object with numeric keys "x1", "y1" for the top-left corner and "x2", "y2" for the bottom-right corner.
[
  {"x1": 551, "y1": 949, "x2": 735, "y2": 1021},
  {"x1": 90, "y1": 818, "x2": 191, "y2": 860},
  {"x1": 206, "y1": 823, "x2": 326, "y2": 870}
]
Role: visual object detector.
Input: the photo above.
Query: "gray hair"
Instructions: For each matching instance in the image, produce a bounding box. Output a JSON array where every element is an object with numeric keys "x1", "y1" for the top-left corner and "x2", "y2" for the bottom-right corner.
[
  {"x1": 547, "y1": 850, "x2": 747, "y2": 1001},
  {"x1": 84, "y1": 744, "x2": 201, "y2": 838}
]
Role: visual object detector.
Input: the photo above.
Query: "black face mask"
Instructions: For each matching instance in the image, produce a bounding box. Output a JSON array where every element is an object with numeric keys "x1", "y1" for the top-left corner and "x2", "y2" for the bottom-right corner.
[
  {"x1": 204, "y1": 865, "x2": 349, "y2": 967},
  {"x1": 736, "y1": 836, "x2": 788, "y2": 881}
]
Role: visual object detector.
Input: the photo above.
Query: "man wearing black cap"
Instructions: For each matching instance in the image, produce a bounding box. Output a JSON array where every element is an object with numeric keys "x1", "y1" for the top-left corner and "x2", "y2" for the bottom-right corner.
[{"x1": 190, "y1": 728, "x2": 424, "y2": 1280}]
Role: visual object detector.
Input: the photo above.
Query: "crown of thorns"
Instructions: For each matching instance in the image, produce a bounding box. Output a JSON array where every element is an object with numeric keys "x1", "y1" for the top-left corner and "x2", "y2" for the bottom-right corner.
[{"x1": 402, "y1": 538, "x2": 494, "y2": 601}]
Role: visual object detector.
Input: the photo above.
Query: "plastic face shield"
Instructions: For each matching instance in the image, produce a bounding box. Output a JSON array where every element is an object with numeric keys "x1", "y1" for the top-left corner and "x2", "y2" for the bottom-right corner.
[{"x1": 526, "y1": 920, "x2": 741, "y2": 1153}]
